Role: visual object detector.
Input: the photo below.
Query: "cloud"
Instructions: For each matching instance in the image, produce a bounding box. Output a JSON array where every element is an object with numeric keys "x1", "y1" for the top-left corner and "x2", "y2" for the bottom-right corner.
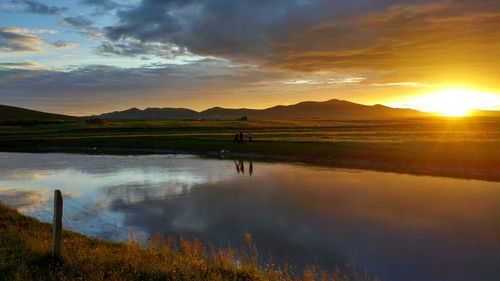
[
  {"x1": 281, "y1": 76, "x2": 366, "y2": 86},
  {"x1": 0, "y1": 60, "x2": 325, "y2": 114},
  {"x1": 0, "y1": 58, "x2": 399, "y2": 115},
  {"x1": 96, "y1": 39, "x2": 184, "y2": 57},
  {"x1": 272, "y1": 1, "x2": 499, "y2": 68},
  {"x1": 0, "y1": 27, "x2": 44, "y2": 52},
  {"x1": 17, "y1": 0, "x2": 67, "y2": 15},
  {"x1": 58, "y1": 16, "x2": 103, "y2": 39},
  {"x1": 103, "y1": 0, "x2": 338, "y2": 61},
  {"x1": 80, "y1": 0, "x2": 118, "y2": 11},
  {"x1": 99, "y1": 0, "x2": 499, "y2": 88},
  {"x1": 48, "y1": 40, "x2": 78, "y2": 49},
  {"x1": 266, "y1": 1, "x2": 500, "y2": 87},
  {"x1": 0, "y1": 61, "x2": 43, "y2": 69},
  {"x1": 22, "y1": 28, "x2": 58, "y2": 35},
  {"x1": 370, "y1": 82, "x2": 431, "y2": 88},
  {"x1": 0, "y1": 60, "x2": 275, "y2": 93},
  {"x1": 59, "y1": 16, "x2": 94, "y2": 29},
  {"x1": 1, "y1": 0, "x2": 498, "y2": 113}
]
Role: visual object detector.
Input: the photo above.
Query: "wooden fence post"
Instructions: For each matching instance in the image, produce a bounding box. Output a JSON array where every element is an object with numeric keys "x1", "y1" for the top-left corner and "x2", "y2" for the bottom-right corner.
[{"x1": 52, "y1": 189, "x2": 63, "y2": 258}]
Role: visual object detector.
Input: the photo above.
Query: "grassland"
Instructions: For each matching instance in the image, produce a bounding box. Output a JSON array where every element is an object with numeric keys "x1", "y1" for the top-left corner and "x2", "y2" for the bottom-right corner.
[
  {"x1": 0, "y1": 203, "x2": 377, "y2": 281},
  {"x1": 0, "y1": 117, "x2": 498, "y2": 181}
]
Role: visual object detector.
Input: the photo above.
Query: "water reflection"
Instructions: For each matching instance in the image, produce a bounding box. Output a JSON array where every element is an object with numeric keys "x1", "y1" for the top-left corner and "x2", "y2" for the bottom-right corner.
[
  {"x1": 0, "y1": 152, "x2": 499, "y2": 281},
  {"x1": 0, "y1": 187, "x2": 51, "y2": 212},
  {"x1": 234, "y1": 160, "x2": 254, "y2": 176}
]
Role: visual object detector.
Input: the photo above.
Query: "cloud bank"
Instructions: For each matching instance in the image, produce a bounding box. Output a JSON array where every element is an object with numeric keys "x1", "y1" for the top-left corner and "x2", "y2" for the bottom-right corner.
[
  {"x1": 1, "y1": 0, "x2": 499, "y2": 113},
  {"x1": 99, "y1": 0, "x2": 499, "y2": 86}
]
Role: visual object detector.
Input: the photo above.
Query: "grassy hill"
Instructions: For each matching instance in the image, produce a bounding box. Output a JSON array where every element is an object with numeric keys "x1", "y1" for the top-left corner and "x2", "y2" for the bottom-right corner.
[{"x1": 0, "y1": 104, "x2": 80, "y2": 122}]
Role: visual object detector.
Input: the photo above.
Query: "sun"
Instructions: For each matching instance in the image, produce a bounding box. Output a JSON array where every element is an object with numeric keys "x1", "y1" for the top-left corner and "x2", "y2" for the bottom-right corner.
[
  {"x1": 395, "y1": 88, "x2": 500, "y2": 117},
  {"x1": 425, "y1": 89, "x2": 473, "y2": 116}
]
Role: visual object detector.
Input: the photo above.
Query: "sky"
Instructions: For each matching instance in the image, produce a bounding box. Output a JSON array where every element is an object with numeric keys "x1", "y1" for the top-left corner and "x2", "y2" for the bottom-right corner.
[{"x1": 0, "y1": 0, "x2": 499, "y2": 116}]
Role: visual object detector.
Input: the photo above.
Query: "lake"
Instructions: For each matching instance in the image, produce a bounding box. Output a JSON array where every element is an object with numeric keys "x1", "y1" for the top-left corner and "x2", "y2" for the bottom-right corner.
[{"x1": 0, "y1": 152, "x2": 499, "y2": 281}]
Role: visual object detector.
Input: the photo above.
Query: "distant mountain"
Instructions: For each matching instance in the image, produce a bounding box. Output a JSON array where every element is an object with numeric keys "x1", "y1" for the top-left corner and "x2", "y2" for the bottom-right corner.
[
  {"x1": 3, "y1": 100, "x2": 497, "y2": 122},
  {"x1": 200, "y1": 99, "x2": 429, "y2": 119},
  {"x1": 0, "y1": 104, "x2": 80, "y2": 122},
  {"x1": 98, "y1": 107, "x2": 199, "y2": 120},
  {"x1": 97, "y1": 99, "x2": 430, "y2": 120}
]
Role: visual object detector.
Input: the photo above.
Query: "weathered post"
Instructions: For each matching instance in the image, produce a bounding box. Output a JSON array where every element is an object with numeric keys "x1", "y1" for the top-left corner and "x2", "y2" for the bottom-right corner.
[{"x1": 52, "y1": 189, "x2": 63, "y2": 258}]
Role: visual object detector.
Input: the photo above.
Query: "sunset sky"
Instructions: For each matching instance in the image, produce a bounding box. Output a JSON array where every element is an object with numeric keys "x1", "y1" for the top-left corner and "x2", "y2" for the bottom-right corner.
[{"x1": 0, "y1": 0, "x2": 499, "y2": 116}]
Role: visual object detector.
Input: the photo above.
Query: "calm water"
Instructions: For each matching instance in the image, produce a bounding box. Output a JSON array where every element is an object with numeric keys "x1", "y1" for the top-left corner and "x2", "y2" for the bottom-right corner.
[{"x1": 0, "y1": 152, "x2": 499, "y2": 281}]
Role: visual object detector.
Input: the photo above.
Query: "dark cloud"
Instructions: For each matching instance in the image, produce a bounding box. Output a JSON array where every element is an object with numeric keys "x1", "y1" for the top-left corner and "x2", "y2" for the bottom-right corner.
[
  {"x1": 0, "y1": 61, "x2": 42, "y2": 69},
  {"x1": 58, "y1": 16, "x2": 94, "y2": 29},
  {"x1": 58, "y1": 16, "x2": 103, "y2": 39},
  {"x1": 17, "y1": 0, "x2": 67, "y2": 15},
  {"x1": 103, "y1": 0, "x2": 347, "y2": 61},
  {"x1": 80, "y1": 0, "x2": 118, "y2": 11},
  {"x1": 0, "y1": 27, "x2": 43, "y2": 52},
  {"x1": 48, "y1": 40, "x2": 78, "y2": 49},
  {"x1": 100, "y1": 0, "x2": 500, "y2": 87},
  {"x1": 102, "y1": 0, "x2": 419, "y2": 61},
  {"x1": 96, "y1": 40, "x2": 184, "y2": 57},
  {"x1": 49, "y1": 40, "x2": 78, "y2": 49}
]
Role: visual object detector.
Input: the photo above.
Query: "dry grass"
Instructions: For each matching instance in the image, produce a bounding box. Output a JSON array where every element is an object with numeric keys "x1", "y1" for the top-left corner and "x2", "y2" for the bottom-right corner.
[{"x1": 0, "y1": 203, "x2": 380, "y2": 281}]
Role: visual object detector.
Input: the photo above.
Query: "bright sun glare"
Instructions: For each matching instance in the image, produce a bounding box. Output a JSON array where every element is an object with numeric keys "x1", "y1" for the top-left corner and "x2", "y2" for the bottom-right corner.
[{"x1": 399, "y1": 88, "x2": 499, "y2": 117}]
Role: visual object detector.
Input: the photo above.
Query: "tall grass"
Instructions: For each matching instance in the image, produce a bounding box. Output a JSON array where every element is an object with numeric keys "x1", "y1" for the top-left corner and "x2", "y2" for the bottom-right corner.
[{"x1": 0, "y1": 203, "x2": 380, "y2": 281}]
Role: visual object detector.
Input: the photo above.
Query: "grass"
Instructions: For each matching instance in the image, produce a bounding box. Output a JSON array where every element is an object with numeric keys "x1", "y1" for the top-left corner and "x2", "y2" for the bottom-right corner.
[
  {"x1": 0, "y1": 203, "x2": 379, "y2": 281},
  {"x1": 0, "y1": 117, "x2": 499, "y2": 181}
]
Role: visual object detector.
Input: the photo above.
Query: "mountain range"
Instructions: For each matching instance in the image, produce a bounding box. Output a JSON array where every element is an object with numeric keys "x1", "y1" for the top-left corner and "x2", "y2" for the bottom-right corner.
[
  {"x1": 96, "y1": 99, "x2": 431, "y2": 120},
  {"x1": 1, "y1": 99, "x2": 499, "y2": 121}
]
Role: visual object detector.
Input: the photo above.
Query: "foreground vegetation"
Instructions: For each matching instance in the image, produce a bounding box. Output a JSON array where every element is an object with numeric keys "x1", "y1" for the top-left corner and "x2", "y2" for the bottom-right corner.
[
  {"x1": 0, "y1": 203, "x2": 378, "y2": 281},
  {"x1": 0, "y1": 117, "x2": 498, "y2": 181}
]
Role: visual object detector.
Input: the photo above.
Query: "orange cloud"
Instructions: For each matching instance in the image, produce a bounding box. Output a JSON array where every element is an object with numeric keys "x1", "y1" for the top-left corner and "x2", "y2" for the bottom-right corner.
[{"x1": 268, "y1": 1, "x2": 500, "y2": 88}]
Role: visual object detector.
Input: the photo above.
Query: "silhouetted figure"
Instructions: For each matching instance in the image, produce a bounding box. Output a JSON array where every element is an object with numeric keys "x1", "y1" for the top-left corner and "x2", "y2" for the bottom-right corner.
[
  {"x1": 249, "y1": 161, "x2": 253, "y2": 176},
  {"x1": 248, "y1": 131, "x2": 252, "y2": 143},
  {"x1": 239, "y1": 132, "x2": 244, "y2": 142},
  {"x1": 234, "y1": 133, "x2": 239, "y2": 143}
]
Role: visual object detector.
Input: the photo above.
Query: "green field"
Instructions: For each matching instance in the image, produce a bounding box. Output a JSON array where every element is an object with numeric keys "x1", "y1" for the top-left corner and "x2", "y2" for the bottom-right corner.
[{"x1": 0, "y1": 117, "x2": 498, "y2": 181}]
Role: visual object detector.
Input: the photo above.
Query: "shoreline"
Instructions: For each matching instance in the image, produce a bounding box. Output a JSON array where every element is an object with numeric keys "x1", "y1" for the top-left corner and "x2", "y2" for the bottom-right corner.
[
  {"x1": 1, "y1": 145, "x2": 498, "y2": 182},
  {"x1": 1, "y1": 118, "x2": 498, "y2": 183},
  {"x1": 0, "y1": 203, "x2": 378, "y2": 281}
]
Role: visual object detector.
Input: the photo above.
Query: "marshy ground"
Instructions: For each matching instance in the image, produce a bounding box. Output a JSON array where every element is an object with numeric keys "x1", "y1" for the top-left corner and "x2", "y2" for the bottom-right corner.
[{"x1": 0, "y1": 117, "x2": 498, "y2": 181}]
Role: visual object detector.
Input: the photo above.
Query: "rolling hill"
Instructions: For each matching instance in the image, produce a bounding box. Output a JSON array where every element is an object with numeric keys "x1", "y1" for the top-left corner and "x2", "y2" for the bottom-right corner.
[{"x1": 0, "y1": 104, "x2": 80, "y2": 122}]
